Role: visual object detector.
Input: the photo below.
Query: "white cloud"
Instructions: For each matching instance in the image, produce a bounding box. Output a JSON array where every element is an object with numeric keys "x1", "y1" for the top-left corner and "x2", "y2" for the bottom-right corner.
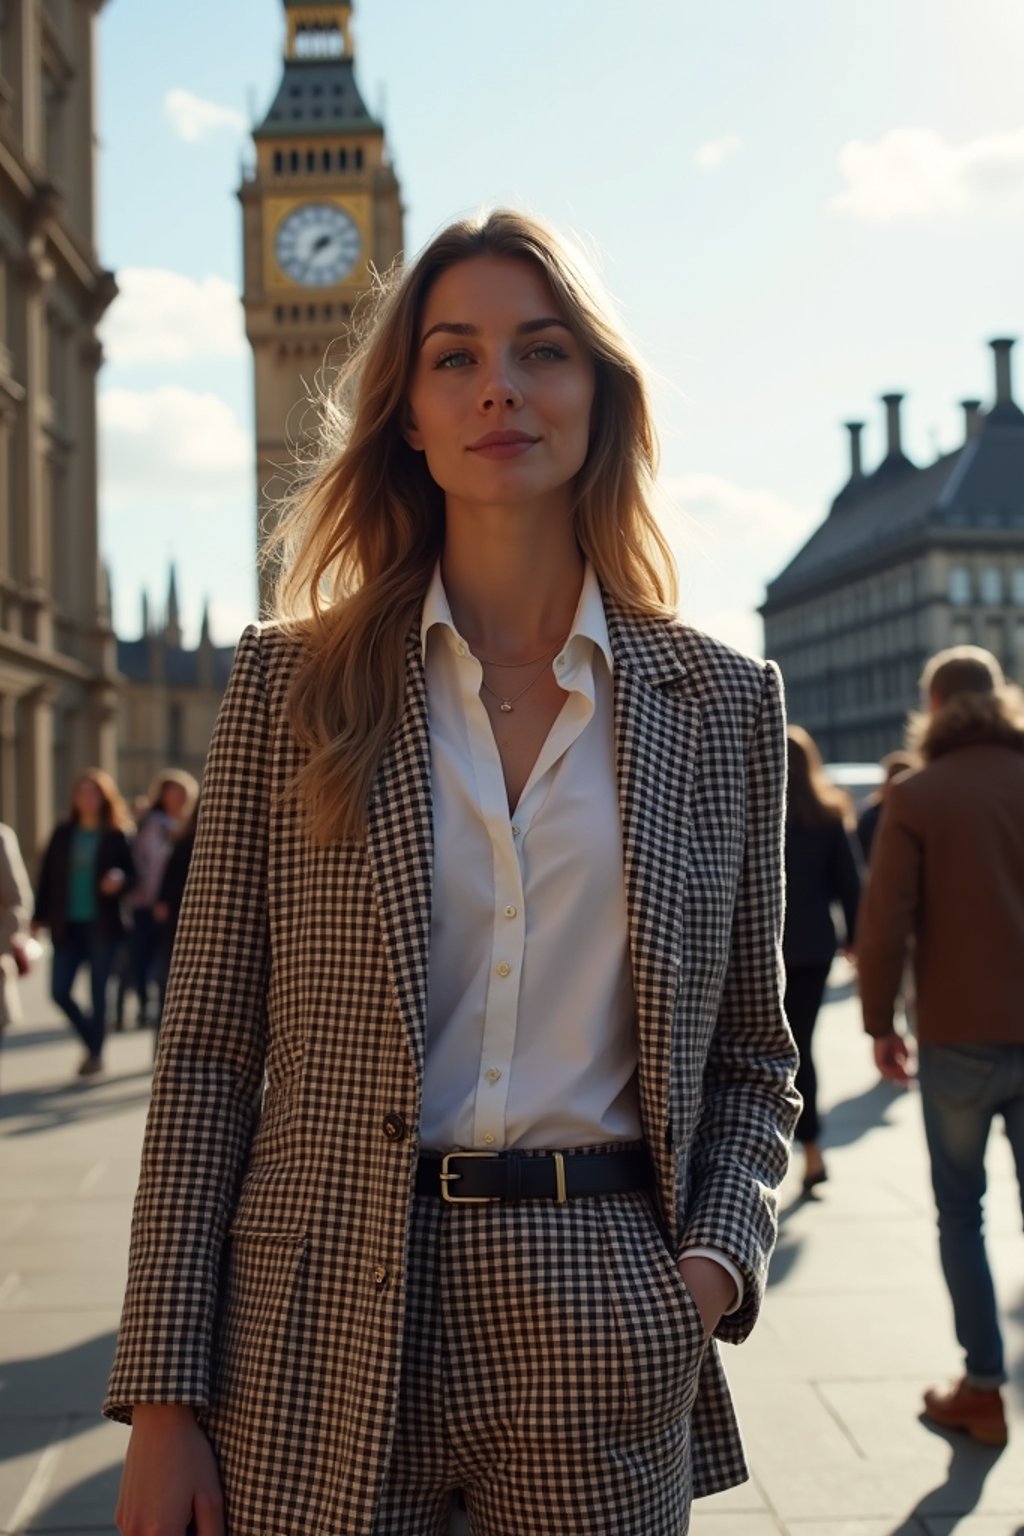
[
  {"x1": 164, "y1": 88, "x2": 247, "y2": 143},
  {"x1": 655, "y1": 472, "x2": 815, "y2": 655},
  {"x1": 659, "y1": 471, "x2": 810, "y2": 553},
  {"x1": 100, "y1": 269, "x2": 245, "y2": 365},
  {"x1": 694, "y1": 135, "x2": 742, "y2": 171},
  {"x1": 99, "y1": 386, "x2": 253, "y2": 511},
  {"x1": 831, "y1": 125, "x2": 1024, "y2": 222}
]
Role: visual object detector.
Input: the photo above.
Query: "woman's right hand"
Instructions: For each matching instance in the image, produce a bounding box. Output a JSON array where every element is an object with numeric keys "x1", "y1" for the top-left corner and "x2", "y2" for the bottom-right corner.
[{"x1": 116, "y1": 1405, "x2": 224, "y2": 1536}]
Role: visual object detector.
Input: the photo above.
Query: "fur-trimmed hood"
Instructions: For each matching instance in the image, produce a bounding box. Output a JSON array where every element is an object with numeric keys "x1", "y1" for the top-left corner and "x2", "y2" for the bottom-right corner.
[{"x1": 910, "y1": 686, "x2": 1024, "y2": 762}]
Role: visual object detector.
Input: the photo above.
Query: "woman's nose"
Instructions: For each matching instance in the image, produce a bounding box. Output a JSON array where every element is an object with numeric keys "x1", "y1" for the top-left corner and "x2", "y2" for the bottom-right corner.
[{"x1": 480, "y1": 360, "x2": 522, "y2": 411}]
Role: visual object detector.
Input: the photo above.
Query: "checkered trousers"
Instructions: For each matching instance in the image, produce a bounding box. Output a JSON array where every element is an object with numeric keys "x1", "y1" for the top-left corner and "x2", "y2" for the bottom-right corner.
[{"x1": 375, "y1": 1171, "x2": 705, "y2": 1535}]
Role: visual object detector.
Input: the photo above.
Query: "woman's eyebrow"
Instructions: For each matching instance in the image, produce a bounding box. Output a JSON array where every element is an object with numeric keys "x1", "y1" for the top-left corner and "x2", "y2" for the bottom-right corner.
[{"x1": 419, "y1": 317, "x2": 571, "y2": 348}]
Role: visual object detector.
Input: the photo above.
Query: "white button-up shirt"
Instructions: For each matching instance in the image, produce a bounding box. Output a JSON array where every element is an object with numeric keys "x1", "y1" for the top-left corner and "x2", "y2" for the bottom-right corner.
[
  {"x1": 418, "y1": 561, "x2": 743, "y2": 1309},
  {"x1": 420, "y1": 561, "x2": 642, "y2": 1151}
]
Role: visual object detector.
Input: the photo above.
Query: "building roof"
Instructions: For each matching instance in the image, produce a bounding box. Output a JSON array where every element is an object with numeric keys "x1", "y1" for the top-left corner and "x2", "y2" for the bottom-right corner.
[
  {"x1": 765, "y1": 385, "x2": 1024, "y2": 608},
  {"x1": 255, "y1": 59, "x2": 378, "y2": 139},
  {"x1": 117, "y1": 637, "x2": 236, "y2": 689}
]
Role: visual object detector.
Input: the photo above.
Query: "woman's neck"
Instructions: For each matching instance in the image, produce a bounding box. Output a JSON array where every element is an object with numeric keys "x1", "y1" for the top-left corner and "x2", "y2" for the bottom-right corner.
[
  {"x1": 77, "y1": 814, "x2": 101, "y2": 831},
  {"x1": 441, "y1": 503, "x2": 585, "y2": 661}
]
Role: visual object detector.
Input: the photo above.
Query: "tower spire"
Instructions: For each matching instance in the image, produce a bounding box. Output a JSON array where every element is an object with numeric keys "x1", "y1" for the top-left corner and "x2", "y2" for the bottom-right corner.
[{"x1": 165, "y1": 563, "x2": 182, "y2": 649}]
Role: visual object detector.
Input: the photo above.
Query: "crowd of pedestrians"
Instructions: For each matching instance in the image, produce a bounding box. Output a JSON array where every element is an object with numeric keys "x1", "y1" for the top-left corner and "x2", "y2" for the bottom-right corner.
[
  {"x1": 785, "y1": 642, "x2": 1023, "y2": 1452},
  {"x1": 0, "y1": 766, "x2": 198, "y2": 1079}
]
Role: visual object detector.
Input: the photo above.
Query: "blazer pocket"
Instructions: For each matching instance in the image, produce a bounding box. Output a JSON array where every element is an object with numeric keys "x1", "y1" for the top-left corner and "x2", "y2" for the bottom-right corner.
[{"x1": 212, "y1": 1228, "x2": 309, "y2": 1418}]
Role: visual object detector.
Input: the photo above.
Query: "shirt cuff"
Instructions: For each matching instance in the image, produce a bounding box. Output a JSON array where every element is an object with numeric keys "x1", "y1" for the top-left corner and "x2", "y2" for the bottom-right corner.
[{"x1": 677, "y1": 1247, "x2": 745, "y2": 1315}]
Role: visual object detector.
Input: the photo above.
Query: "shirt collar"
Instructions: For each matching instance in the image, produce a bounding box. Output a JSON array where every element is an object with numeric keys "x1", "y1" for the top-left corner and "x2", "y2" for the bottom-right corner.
[{"x1": 420, "y1": 561, "x2": 613, "y2": 673}]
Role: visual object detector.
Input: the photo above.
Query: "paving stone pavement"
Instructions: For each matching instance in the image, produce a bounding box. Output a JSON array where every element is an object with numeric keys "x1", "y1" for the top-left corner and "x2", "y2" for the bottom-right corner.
[{"x1": 1, "y1": 960, "x2": 1021, "y2": 1535}]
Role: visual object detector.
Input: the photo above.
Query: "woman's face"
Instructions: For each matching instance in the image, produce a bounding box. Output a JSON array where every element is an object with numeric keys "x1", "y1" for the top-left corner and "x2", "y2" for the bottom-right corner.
[
  {"x1": 160, "y1": 783, "x2": 188, "y2": 819},
  {"x1": 404, "y1": 254, "x2": 596, "y2": 519},
  {"x1": 73, "y1": 778, "x2": 103, "y2": 818}
]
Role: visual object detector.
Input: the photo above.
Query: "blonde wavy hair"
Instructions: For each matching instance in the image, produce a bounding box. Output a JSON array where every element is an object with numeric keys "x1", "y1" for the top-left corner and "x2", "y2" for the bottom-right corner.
[{"x1": 268, "y1": 208, "x2": 678, "y2": 843}]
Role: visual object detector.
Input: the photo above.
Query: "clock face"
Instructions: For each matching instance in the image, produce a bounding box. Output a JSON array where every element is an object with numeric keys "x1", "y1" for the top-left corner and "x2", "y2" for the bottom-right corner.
[{"x1": 274, "y1": 202, "x2": 361, "y2": 287}]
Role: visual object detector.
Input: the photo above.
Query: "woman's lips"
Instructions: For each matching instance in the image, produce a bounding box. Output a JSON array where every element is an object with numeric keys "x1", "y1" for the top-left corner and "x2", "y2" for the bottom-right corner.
[{"x1": 467, "y1": 432, "x2": 540, "y2": 460}]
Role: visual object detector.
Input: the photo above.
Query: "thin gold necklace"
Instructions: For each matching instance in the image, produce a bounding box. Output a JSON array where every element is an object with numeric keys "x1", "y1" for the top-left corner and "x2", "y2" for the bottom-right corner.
[
  {"x1": 474, "y1": 638, "x2": 566, "y2": 668},
  {"x1": 477, "y1": 639, "x2": 565, "y2": 713}
]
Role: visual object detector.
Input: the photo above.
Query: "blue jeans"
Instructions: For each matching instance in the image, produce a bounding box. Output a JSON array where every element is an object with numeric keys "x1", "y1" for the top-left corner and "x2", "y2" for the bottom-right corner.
[
  {"x1": 51, "y1": 922, "x2": 117, "y2": 1062},
  {"x1": 917, "y1": 1042, "x2": 1024, "y2": 1388}
]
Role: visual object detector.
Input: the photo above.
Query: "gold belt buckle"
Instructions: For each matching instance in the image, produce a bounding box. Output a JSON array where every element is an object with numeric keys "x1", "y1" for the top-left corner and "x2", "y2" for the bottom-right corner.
[
  {"x1": 551, "y1": 1150, "x2": 567, "y2": 1205},
  {"x1": 439, "y1": 1150, "x2": 500, "y2": 1204}
]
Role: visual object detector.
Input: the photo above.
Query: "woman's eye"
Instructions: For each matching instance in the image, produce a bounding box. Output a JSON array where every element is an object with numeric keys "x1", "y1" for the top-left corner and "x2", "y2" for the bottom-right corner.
[
  {"x1": 433, "y1": 349, "x2": 473, "y2": 370},
  {"x1": 526, "y1": 342, "x2": 568, "y2": 361}
]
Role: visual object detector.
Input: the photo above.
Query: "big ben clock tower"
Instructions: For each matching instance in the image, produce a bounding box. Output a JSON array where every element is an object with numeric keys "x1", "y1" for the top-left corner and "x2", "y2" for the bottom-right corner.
[{"x1": 241, "y1": 0, "x2": 404, "y2": 611}]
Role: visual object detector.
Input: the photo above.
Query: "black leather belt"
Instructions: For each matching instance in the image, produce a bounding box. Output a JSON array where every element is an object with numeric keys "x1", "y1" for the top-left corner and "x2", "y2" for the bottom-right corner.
[{"x1": 416, "y1": 1147, "x2": 654, "y2": 1205}]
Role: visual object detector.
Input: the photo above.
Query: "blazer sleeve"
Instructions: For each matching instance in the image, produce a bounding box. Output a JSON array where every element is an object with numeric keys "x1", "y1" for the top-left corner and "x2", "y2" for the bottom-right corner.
[
  {"x1": 678, "y1": 661, "x2": 801, "y2": 1343},
  {"x1": 856, "y1": 777, "x2": 920, "y2": 1037},
  {"x1": 105, "y1": 626, "x2": 270, "y2": 1422}
]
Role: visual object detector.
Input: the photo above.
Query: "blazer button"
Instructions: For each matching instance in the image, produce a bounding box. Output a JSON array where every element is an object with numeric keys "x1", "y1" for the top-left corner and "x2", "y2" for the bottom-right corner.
[
  {"x1": 373, "y1": 1264, "x2": 389, "y2": 1288},
  {"x1": 382, "y1": 1112, "x2": 407, "y2": 1142}
]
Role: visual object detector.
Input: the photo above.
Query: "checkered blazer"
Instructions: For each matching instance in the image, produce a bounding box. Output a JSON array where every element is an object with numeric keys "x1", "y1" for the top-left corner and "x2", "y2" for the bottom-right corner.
[{"x1": 105, "y1": 600, "x2": 799, "y2": 1532}]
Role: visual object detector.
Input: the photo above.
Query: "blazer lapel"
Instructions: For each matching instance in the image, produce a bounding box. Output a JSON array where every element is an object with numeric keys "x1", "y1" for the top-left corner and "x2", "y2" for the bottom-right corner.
[
  {"x1": 364, "y1": 626, "x2": 434, "y2": 1076},
  {"x1": 607, "y1": 603, "x2": 702, "y2": 1175}
]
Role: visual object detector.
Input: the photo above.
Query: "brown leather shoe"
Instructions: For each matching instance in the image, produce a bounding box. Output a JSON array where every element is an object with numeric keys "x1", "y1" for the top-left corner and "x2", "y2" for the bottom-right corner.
[{"x1": 922, "y1": 1377, "x2": 1008, "y2": 1446}]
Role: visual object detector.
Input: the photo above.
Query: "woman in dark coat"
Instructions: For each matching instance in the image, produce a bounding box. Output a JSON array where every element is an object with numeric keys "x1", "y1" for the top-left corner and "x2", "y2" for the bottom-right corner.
[
  {"x1": 784, "y1": 727, "x2": 862, "y2": 1191},
  {"x1": 33, "y1": 768, "x2": 135, "y2": 1076}
]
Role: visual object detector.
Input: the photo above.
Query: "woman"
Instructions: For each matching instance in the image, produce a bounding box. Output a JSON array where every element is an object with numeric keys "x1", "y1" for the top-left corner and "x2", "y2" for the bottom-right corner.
[
  {"x1": 33, "y1": 770, "x2": 135, "y2": 1076},
  {"x1": 783, "y1": 727, "x2": 862, "y2": 1192},
  {"x1": 129, "y1": 770, "x2": 198, "y2": 1027},
  {"x1": 107, "y1": 210, "x2": 799, "y2": 1536}
]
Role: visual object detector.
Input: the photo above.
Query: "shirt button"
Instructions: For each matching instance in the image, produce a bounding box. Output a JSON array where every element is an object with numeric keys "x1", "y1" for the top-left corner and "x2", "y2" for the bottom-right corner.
[
  {"x1": 504, "y1": 905, "x2": 518, "y2": 919},
  {"x1": 510, "y1": 825, "x2": 520, "y2": 838},
  {"x1": 373, "y1": 1264, "x2": 389, "y2": 1288},
  {"x1": 456, "y1": 640, "x2": 468, "y2": 656},
  {"x1": 382, "y1": 1112, "x2": 407, "y2": 1142},
  {"x1": 485, "y1": 1067, "x2": 502, "y2": 1083},
  {"x1": 555, "y1": 655, "x2": 566, "y2": 670},
  {"x1": 483, "y1": 1133, "x2": 496, "y2": 1145},
  {"x1": 496, "y1": 961, "x2": 511, "y2": 978}
]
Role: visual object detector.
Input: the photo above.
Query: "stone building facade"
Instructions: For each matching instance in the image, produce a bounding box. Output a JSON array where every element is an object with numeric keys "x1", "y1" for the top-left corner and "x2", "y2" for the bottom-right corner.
[
  {"x1": 762, "y1": 339, "x2": 1024, "y2": 764},
  {"x1": 0, "y1": 0, "x2": 118, "y2": 857}
]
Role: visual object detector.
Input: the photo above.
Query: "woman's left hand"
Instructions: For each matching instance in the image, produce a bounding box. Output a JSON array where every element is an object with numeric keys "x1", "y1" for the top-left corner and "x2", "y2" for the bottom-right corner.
[
  {"x1": 677, "y1": 1255, "x2": 737, "y2": 1339},
  {"x1": 100, "y1": 869, "x2": 126, "y2": 896}
]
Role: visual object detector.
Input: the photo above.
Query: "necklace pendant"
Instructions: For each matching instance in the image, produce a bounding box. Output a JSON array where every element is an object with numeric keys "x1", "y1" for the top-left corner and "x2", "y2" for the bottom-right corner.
[{"x1": 500, "y1": 700, "x2": 513, "y2": 713}]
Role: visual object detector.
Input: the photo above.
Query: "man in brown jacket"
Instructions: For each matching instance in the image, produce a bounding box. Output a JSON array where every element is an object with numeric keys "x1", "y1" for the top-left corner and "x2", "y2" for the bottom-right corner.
[{"x1": 858, "y1": 646, "x2": 1024, "y2": 1448}]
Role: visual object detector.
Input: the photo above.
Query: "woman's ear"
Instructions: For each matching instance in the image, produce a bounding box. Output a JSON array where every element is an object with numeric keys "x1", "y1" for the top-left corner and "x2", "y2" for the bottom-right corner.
[{"x1": 403, "y1": 410, "x2": 424, "y2": 452}]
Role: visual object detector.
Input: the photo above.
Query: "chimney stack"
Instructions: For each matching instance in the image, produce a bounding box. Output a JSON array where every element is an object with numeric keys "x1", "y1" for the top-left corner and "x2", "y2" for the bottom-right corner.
[
  {"x1": 961, "y1": 399, "x2": 982, "y2": 441},
  {"x1": 990, "y1": 338, "x2": 1016, "y2": 408},
  {"x1": 882, "y1": 393, "x2": 905, "y2": 458},
  {"x1": 844, "y1": 421, "x2": 865, "y2": 481}
]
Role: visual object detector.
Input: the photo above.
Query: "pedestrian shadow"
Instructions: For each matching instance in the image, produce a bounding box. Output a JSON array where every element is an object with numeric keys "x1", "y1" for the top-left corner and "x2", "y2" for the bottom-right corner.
[
  {"x1": 882, "y1": 1424, "x2": 1010, "y2": 1534},
  {"x1": 0, "y1": 1331, "x2": 117, "y2": 1460},
  {"x1": 822, "y1": 1075, "x2": 908, "y2": 1151},
  {"x1": 766, "y1": 1188, "x2": 810, "y2": 1288},
  {"x1": 27, "y1": 1459, "x2": 121, "y2": 1532},
  {"x1": 0, "y1": 1071, "x2": 153, "y2": 1135},
  {"x1": 1, "y1": 1023, "x2": 70, "y2": 1051}
]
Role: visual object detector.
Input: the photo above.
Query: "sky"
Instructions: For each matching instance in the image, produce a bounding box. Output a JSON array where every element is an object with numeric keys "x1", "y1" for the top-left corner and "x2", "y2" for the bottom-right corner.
[{"x1": 97, "y1": 0, "x2": 1024, "y2": 656}]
